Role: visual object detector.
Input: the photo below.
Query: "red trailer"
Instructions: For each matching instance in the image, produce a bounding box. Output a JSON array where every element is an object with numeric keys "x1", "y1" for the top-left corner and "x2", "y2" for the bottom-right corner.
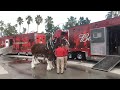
[
  {"x1": 53, "y1": 17, "x2": 120, "y2": 61},
  {"x1": 12, "y1": 33, "x2": 46, "y2": 55},
  {"x1": 0, "y1": 36, "x2": 14, "y2": 48},
  {"x1": 0, "y1": 33, "x2": 46, "y2": 55}
]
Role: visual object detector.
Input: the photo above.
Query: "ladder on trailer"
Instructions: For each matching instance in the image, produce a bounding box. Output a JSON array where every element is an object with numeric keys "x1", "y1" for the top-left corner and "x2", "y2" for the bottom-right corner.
[{"x1": 92, "y1": 55, "x2": 120, "y2": 72}]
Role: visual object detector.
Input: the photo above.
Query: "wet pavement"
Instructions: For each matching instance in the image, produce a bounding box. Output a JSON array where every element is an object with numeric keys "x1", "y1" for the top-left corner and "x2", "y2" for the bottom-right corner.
[
  {"x1": 0, "y1": 56, "x2": 111, "y2": 79},
  {"x1": 9, "y1": 63, "x2": 111, "y2": 79}
]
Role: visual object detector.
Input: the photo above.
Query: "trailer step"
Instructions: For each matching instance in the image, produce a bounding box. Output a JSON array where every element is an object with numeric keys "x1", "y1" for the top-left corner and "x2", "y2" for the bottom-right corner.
[{"x1": 92, "y1": 55, "x2": 120, "y2": 72}]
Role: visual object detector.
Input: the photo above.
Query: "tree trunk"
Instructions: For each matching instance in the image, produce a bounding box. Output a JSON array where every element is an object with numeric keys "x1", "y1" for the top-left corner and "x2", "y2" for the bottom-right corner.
[
  {"x1": 37, "y1": 24, "x2": 38, "y2": 32},
  {"x1": 28, "y1": 24, "x2": 29, "y2": 33},
  {"x1": 19, "y1": 25, "x2": 21, "y2": 34}
]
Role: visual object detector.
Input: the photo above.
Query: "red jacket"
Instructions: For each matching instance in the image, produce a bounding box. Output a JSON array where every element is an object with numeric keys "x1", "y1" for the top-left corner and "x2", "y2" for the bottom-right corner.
[{"x1": 55, "y1": 47, "x2": 65, "y2": 57}]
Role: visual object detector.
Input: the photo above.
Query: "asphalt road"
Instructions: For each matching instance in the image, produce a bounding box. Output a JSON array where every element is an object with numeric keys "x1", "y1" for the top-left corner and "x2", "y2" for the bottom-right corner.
[
  {"x1": 9, "y1": 63, "x2": 111, "y2": 79},
  {"x1": 0, "y1": 56, "x2": 110, "y2": 79}
]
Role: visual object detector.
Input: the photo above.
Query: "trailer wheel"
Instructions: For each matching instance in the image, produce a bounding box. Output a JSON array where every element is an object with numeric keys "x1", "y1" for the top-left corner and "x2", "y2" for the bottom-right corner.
[
  {"x1": 26, "y1": 52, "x2": 28, "y2": 56},
  {"x1": 68, "y1": 53, "x2": 72, "y2": 59},
  {"x1": 18, "y1": 52, "x2": 20, "y2": 55},
  {"x1": 77, "y1": 53, "x2": 82, "y2": 60}
]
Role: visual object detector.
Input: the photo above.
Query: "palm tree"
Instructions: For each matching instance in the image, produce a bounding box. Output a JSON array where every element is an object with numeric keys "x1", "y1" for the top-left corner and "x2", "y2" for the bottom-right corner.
[
  {"x1": 45, "y1": 16, "x2": 54, "y2": 33},
  {"x1": 45, "y1": 16, "x2": 53, "y2": 24},
  {"x1": 35, "y1": 15, "x2": 43, "y2": 32},
  {"x1": 17, "y1": 17, "x2": 24, "y2": 33},
  {"x1": 26, "y1": 15, "x2": 33, "y2": 33},
  {"x1": 78, "y1": 17, "x2": 84, "y2": 25},
  {"x1": 0, "y1": 20, "x2": 5, "y2": 37},
  {"x1": 67, "y1": 16, "x2": 77, "y2": 27},
  {"x1": 85, "y1": 17, "x2": 91, "y2": 24}
]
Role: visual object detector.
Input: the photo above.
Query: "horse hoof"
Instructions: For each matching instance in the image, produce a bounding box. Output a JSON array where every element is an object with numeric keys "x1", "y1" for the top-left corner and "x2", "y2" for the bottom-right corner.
[
  {"x1": 47, "y1": 69, "x2": 52, "y2": 71},
  {"x1": 36, "y1": 62, "x2": 40, "y2": 65},
  {"x1": 31, "y1": 66, "x2": 35, "y2": 69},
  {"x1": 31, "y1": 67, "x2": 35, "y2": 69}
]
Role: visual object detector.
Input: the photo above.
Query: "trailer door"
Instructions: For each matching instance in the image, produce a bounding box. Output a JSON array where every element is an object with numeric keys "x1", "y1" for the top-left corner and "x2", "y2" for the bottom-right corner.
[{"x1": 90, "y1": 27, "x2": 108, "y2": 55}]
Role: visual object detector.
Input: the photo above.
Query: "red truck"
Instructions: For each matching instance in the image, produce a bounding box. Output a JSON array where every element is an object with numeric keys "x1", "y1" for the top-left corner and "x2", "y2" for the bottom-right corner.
[
  {"x1": 53, "y1": 17, "x2": 120, "y2": 61},
  {"x1": 0, "y1": 32, "x2": 46, "y2": 55}
]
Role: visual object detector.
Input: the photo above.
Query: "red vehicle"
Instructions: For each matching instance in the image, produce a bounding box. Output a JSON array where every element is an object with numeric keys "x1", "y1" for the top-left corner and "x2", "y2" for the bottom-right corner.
[
  {"x1": 12, "y1": 33, "x2": 46, "y2": 55},
  {"x1": 53, "y1": 17, "x2": 120, "y2": 61},
  {"x1": 0, "y1": 36, "x2": 14, "y2": 48},
  {"x1": 0, "y1": 33, "x2": 46, "y2": 55}
]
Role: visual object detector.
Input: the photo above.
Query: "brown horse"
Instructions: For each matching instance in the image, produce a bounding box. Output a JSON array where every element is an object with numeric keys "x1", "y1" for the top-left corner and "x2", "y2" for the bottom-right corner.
[
  {"x1": 31, "y1": 43, "x2": 49, "y2": 69},
  {"x1": 31, "y1": 38, "x2": 56, "y2": 70}
]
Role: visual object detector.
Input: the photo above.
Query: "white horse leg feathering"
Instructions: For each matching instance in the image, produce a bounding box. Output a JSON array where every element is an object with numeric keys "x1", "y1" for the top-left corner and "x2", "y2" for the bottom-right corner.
[
  {"x1": 50, "y1": 61, "x2": 55, "y2": 69},
  {"x1": 31, "y1": 56, "x2": 35, "y2": 69},
  {"x1": 47, "y1": 60, "x2": 51, "y2": 71},
  {"x1": 33, "y1": 55, "x2": 40, "y2": 65},
  {"x1": 35, "y1": 56, "x2": 40, "y2": 64}
]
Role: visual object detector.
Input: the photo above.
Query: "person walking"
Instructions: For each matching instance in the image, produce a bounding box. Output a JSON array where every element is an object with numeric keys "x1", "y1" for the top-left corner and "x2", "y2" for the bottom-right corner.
[{"x1": 55, "y1": 44, "x2": 65, "y2": 74}]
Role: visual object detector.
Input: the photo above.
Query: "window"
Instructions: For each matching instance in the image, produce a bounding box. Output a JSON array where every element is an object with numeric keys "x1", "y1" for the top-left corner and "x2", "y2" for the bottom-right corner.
[{"x1": 93, "y1": 32, "x2": 102, "y2": 38}]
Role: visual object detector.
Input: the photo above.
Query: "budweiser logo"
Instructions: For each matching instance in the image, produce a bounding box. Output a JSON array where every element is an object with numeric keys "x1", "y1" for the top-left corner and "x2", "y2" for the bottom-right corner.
[{"x1": 79, "y1": 33, "x2": 90, "y2": 42}]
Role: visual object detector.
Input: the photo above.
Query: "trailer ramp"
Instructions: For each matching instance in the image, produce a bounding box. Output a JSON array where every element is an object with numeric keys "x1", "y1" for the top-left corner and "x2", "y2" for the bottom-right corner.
[
  {"x1": 92, "y1": 55, "x2": 120, "y2": 72},
  {"x1": 0, "y1": 46, "x2": 13, "y2": 55}
]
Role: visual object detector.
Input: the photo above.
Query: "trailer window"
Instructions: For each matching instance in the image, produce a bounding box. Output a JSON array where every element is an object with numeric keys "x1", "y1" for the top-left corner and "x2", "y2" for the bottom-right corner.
[
  {"x1": 91, "y1": 28, "x2": 105, "y2": 43},
  {"x1": 93, "y1": 32, "x2": 102, "y2": 38}
]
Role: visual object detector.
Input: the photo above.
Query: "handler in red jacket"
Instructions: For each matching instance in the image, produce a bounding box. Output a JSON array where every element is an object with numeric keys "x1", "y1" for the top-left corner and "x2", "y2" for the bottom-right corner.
[
  {"x1": 63, "y1": 45, "x2": 69, "y2": 70},
  {"x1": 55, "y1": 44, "x2": 65, "y2": 74}
]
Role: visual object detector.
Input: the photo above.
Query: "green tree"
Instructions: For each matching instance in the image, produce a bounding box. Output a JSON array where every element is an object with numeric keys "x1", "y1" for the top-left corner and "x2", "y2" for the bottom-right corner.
[
  {"x1": 26, "y1": 15, "x2": 33, "y2": 33},
  {"x1": 45, "y1": 16, "x2": 54, "y2": 34},
  {"x1": 52, "y1": 25, "x2": 61, "y2": 32},
  {"x1": 62, "y1": 16, "x2": 90, "y2": 30},
  {"x1": 35, "y1": 15, "x2": 43, "y2": 32},
  {"x1": 17, "y1": 17, "x2": 24, "y2": 33},
  {"x1": 3, "y1": 23, "x2": 18, "y2": 36},
  {"x1": 67, "y1": 16, "x2": 77, "y2": 27},
  {"x1": 106, "y1": 11, "x2": 120, "y2": 19},
  {"x1": 106, "y1": 11, "x2": 112, "y2": 19},
  {"x1": 78, "y1": 17, "x2": 90, "y2": 25},
  {"x1": 62, "y1": 16, "x2": 77, "y2": 30},
  {"x1": 45, "y1": 16, "x2": 57, "y2": 41},
  {"x1": 0, "y1": 20, "x2": 5, "y2": 37},
  {"x1": 62, "y1": 22, "x2": 69, "y2": 30},
  {"x1": 85, "y1": 17, "x2": 91, "y2": 24}
]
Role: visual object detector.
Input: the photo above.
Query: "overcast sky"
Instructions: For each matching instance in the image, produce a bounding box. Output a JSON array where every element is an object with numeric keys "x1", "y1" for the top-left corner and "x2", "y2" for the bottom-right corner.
[{"x1": 0, "y1": 11, "x2": 109, "y2": 33}]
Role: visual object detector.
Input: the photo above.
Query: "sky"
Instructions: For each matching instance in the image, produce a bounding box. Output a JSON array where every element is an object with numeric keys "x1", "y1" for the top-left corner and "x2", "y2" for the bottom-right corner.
[{"x1": 0, "y1": 11, "x2": 109, "y2": 33}]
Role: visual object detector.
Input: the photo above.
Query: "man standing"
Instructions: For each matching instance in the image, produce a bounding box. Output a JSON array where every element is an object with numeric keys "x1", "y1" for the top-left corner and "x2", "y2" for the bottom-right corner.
[
  {"x1": 55, "y1": 44, "x2": 65, "y2": 74},
  {"x1": 64, "y1": 45, "x2": 69, "y2": 70}
]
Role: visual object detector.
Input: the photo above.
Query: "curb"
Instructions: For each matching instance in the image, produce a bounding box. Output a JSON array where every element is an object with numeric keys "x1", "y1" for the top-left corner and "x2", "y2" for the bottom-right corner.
[{"x1": 67, "y1": 62, "x2": 120, "y2": 79}]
